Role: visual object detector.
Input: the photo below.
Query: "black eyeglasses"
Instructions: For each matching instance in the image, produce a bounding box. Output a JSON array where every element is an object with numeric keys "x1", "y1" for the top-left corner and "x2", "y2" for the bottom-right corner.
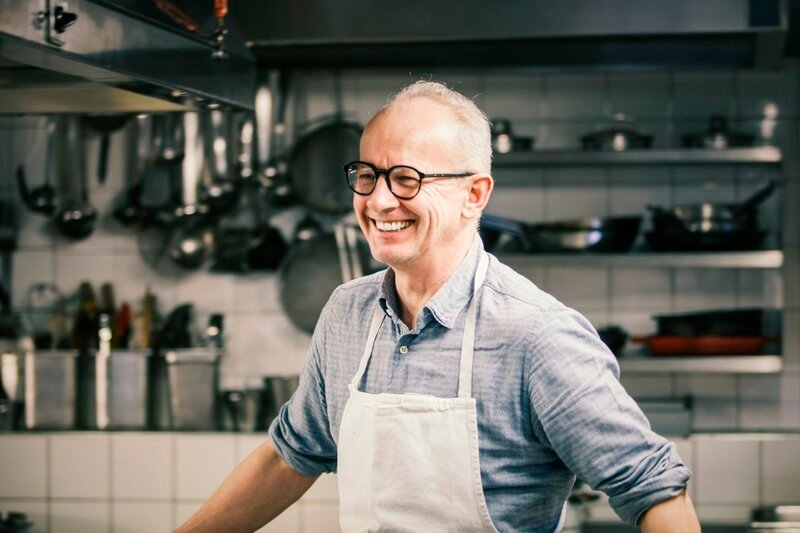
[{"x1": 344, "y1": 161, "x2": 473, "y2": 200}]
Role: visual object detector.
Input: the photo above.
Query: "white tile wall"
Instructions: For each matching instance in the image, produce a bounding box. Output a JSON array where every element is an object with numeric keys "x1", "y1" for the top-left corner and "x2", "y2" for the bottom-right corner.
[
  {"x1": 174, "y1": 435, "x2": 237, "y2": 500},
  {"x1": 0, "y1": 435, "x2": 47, "y2": 498},
  {"x1": 50, "y1": 501, "x2": 109, "y2": 533},
  {"x1": 761, "y1": 438, "x2": 800, "y2": 503},
  {"x1": 111, "y1": 434, "x2": 172, "y2": 500},
  {"x1": 49, "y1": 434, "x2": 110, "y2": 499},
  {"x1": 112, "y1": 501, "x2": 173, "y2": 533},
  {"x1": 0, "y1": 499, "x2": 48, "y2": 533},
  {"x1": 694, "y1": 438, "x2": 759, "y2": 504},
  {"x1": 301, "y1": 502, "x2": 340, "y2": 533}
]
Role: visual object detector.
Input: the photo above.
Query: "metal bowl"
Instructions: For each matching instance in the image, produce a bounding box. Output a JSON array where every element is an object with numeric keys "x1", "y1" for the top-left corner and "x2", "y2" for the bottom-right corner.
[{"x1": 523, "y1": 215, "x2": 643, "y2": 253}]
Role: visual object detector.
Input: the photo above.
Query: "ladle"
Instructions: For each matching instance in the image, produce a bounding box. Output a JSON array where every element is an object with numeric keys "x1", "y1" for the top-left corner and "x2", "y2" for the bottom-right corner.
[
  {"x1": 17, "y1": 118, "x2": 57, "y2": 216},
  {"x1": 54, "y1": 116, "x2": 97, "y2": 240}
]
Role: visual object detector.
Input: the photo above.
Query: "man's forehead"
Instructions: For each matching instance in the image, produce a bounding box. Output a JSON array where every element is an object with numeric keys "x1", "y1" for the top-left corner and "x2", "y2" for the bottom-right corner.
[{"x1": 361, "y1": 99, "x2": 460, "y2": 153}]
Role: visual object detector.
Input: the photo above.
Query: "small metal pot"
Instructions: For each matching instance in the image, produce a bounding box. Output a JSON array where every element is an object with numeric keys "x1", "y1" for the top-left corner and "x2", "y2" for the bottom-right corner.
[{"x1": 581, "y1": 126, "x2": 652, "y2": 151}]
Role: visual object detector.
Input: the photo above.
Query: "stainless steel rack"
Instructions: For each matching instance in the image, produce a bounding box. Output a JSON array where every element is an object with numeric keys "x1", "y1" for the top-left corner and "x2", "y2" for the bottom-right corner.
[
  {"x1": 499, "y1": 251, "x2": 783, "y2": 269},
  {"x1": 493, "y1": 147, "x2": 782, "y2": 167},
  {"x1": 618, "y1": 355, "x2": 783, "y2": 374}
]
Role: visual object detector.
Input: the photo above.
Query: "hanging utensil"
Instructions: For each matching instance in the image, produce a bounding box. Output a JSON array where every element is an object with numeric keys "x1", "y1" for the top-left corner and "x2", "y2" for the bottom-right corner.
[
  {"x1": 17, "y1": 118, "x2": 57, "y2": 217},
  {"x1": 200, "y1": 109, "x2": 239, "y2": 214},
  {"x1": 255, "y1": 71, "x2": 293, "y2": 207},
  {"x1": 54, "y1": 116, "x2": 97, "y2": 240},
  {"x1": 81, "y1": 114, "x2": 131, "y2": 185}
]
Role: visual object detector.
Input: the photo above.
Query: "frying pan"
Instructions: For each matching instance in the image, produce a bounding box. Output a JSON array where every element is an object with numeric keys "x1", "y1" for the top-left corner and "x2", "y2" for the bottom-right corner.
[
  {"x1": 653, "y1": 309, "x2": 764, "y2": 337},
  {"x1": 632, "y1": 335, "x2": 775, "y2": 356}
]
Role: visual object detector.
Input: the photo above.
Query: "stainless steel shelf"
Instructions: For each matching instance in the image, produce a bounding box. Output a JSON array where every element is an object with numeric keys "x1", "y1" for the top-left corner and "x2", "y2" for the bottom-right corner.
[
  {"x1": 619, "y1": 355, "x2": 782, "y2": 374},
  {"x1": 499, "y1": 250, "x2": 783, "y2": 269},
  {"x1": 493, "y1": 147, "x2": 782, "y2": 167}
]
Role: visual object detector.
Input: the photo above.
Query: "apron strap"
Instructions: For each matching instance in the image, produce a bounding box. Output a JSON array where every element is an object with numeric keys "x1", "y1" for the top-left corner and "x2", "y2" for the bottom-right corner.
[
  {"x1": 351, "y1": 305, "x2": 385, "y2": 388},
  {"x1": 457, "y1": 254, "x2": 489, "y2": 399}
]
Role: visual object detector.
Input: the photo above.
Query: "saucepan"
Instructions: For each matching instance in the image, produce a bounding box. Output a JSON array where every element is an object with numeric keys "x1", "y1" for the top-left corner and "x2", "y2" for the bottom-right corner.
[
  {"x1": 645, "y1": 182, "x2": 775, "y2": 251},
  {"x1": 480, "y1": 213, "x2": 642, "y2": 253}
]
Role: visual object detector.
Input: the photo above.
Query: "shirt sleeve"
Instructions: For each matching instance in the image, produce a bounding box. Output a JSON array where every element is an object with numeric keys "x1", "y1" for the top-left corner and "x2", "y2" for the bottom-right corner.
[
  {"x1": 525, "y1": 308, "x2": 691, "y2": 526},
  {"x1": 268, "y1": 289, "x2": 341, "y2": 477}
]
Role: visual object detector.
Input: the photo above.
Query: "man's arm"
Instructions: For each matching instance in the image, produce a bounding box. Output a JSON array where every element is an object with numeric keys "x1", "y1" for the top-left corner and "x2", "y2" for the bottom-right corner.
[
  {"x1": 175, "y1": 439, "x2": 317, "y2": 533},
  {"x1": 639, "y1": 490, "x2": 700, "y2": 532}
]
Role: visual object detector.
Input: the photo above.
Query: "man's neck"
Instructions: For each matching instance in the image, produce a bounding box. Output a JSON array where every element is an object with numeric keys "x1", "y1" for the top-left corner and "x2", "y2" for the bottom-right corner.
[{"x1": 392, "y1": 233, "x2": 474, "y2": 328}]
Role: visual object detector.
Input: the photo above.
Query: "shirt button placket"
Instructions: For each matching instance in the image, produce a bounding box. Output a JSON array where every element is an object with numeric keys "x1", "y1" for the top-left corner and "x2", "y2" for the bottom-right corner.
[{"x1": 399, "y1": 345, "x2": 408, "y2": 354}]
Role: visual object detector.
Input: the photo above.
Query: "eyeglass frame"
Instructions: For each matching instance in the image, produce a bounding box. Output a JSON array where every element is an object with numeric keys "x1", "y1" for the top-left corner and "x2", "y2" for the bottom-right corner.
[{"x1": 343, "y1": 160, "x2": 474, "y2": 200}]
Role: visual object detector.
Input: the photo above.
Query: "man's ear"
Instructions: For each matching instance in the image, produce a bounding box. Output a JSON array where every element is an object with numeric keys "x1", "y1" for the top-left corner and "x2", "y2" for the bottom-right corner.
[{"x1": 463, "y1": 174, "x2": 494, "y2": 220}]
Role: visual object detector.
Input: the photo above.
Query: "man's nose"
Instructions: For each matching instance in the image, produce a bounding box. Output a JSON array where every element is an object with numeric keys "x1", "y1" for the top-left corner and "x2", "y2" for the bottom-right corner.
[{"x1": 367, "y1": 174, "x2": 400, "y2": 210}]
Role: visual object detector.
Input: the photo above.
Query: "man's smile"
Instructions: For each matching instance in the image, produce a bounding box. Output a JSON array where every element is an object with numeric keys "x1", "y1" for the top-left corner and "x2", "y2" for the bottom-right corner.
[{"x1": 372, "y1": 218, "x2": 416, "y2": 232}]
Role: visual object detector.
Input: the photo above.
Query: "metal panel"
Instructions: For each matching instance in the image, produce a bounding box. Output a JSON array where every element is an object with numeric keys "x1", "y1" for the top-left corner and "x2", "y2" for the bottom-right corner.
[{"x1": 0, "y1": 0, "x2": 255, "y2": 112}]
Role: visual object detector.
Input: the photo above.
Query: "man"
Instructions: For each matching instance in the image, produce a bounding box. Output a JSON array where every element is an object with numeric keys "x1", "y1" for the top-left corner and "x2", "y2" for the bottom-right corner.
[{"x1": 177, "y1": 81, "x2": 700, "y2": 532}]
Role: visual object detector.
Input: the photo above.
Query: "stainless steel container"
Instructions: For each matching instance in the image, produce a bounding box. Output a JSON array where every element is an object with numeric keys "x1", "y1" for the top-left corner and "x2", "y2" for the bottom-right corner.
[
  {"x1": 262, "y1": 376, "x2": 299, "y2": 428},
  {"x1": 21, "y1": 350, "x2": 78, "y2": 429},
  {"x1": 78, "y1": 350, "x2": 150, "y2": 429},
  {"x1": 165, "y1": 349, "x2": 221, "y2": 430}
]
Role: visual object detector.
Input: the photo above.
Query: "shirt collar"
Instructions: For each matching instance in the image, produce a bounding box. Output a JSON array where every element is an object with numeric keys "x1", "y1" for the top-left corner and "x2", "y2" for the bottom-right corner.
[{"x1": 379, "y1": 234, "x2": 484, "y2": 330}]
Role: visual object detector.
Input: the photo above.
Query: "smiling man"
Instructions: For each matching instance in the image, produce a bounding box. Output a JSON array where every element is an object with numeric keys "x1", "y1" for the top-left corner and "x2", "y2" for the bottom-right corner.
[{"x1": 176, "y1": 81, "x2": 700, "y2": 533}]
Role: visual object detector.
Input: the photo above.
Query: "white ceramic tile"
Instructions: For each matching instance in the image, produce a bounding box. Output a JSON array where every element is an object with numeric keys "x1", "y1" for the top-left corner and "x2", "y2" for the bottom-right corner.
[
  {"x1": 0, "y1": 435, "x2": 47, "y2": 498},
  {"x1": 300, "y1": 502, "x2": 340, "y2": 533},
  {"x1": 608, "y1": 167, "x2": 671, "y2": 220},
  {"x1": 54, "y1": 252, "x2": 115, "y2": 299},
  {"x1": 736, "y1": 269, "x2": 783, "y2": 308},
  {"x1": 17, "y1": 207, "x2": 57, "y2": 248},
  {"x1": 672, "y1": 168, "x2": 737, "y2": 205},
  {"x1": 11, "y1": 250, "x2": 55, "y2": 308},
  {"x1": 545, "y1": 74, "x2": 607, "y2": 119},
  {"x1": 673, "y1": 72, "x2": 736, "y2": 119},
  {"x1": 341, "y1": 69, "x2": 414, "y2": 125},
  {"x1": 259, "y1": 505, "x2": 301, "y2": 533},
  {"x1": 762, "y1": 437, "x2": 800, "y2": 503},
  {"x1": 50, "y1": 434, "x2": 110, "y2": 499},
  {"x1": 175, "y1": 435, "x2": 236, "y2": 500},
  {"x1": 544, "y1": 266, "x2": 608, "y2": 311},
  {"x1": 694, "y1": 438, "x2": 759, "y2": 504},
  {"x1": 232, "y1": 274, "x2": 281, "y2": 313},
  {"x1": 544, "y1": 168, "x2": 608, "y2": 220},
  {"x1": 674, "y1": 376, "x2": 738, "y2": 431},
  {"x1": 693, "y1": 504, "x2": 752, "y2": 524},
  {"x1": 610, "y1": 269, "x2": 671, "y2": 311},
  {"x1": 295, "y1": 71, "x2": 339, "y2": 123},
  {"x1": 739, "y1": 373, "x2": 800, "y2": 431},
  {"x1": 487, "y1": 183, "x2": 546, "y2": 223},
  {"x1": 783, "y1": 184, "x2": 800, "y2": 248},
  {"x1": 674, "y1": 269, "x2": 737, "y2": 312},
  {"x1": 783, "y1": 310, "x2": 800, "y2": 371},
  {"x1": 111, "y1": 434, "x2": 172, "y2": 500},
  {"x1": 0, "y1": 499, "x2": 48, "y2": 533},
  {"x1": 50, "y1": 501, "x2": 110, "y2": 533},
  {"x1": 607, "y1": 311, "x2": 657, "y2": 339},
  {"x1": 236, "y1": 435, "x2": 268, "y2": 463},
  {"x1": 608, "y1": 73, "x2": 671, "y2": 120},
  {"x1": 536, "y1": 123, "x2": 593, "y2": 151},
  {"x1": 112, "y1": 501, "x2": 172, "y2": 533},
  {"x1": 302, "y1": 474, "x2": 338, "y2": 503},
  {"x1": 174, "y1": 271, "x2": 235, "y2": 314},
  {"x1": 737, "y1": 66, "x2": 799, "y2": 120},
  {"x1": 483, "y1": 73, "x2": 545, "y2": 121},
  {"x1": 173, "y1": 501, "x2": 203, "y2": 530},
  {"x1": 224, "y1": 313, "x2": 310, "y2": 376},
  {"x1": 619, "y1": 375, "x2": 673, "y2": 398}
]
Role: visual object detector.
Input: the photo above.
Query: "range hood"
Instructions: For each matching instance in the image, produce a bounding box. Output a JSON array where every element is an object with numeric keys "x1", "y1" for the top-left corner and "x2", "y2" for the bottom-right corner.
[
  {"x1": 0, "y1": 0, "x2": 255, "y2": 114},
  {"x1": 236, "y1": 0, "x2": 787, "y2": 69}
]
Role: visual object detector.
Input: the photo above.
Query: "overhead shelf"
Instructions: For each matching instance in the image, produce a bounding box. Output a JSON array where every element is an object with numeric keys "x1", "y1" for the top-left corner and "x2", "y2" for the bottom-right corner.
[
  {"x1": 499, "y1": 250, "x2": 783, "y2": 269},
  {"x1": 619, "y1": 355, "x2": 782, "y2": 374},
  {"x1": 493, "y1": 147, "x2": 782, "y2": 167}
]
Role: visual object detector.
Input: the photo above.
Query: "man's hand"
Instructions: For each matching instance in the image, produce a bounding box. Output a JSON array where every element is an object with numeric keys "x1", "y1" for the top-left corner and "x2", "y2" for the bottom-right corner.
[
  {"x1": 639, "y1": 490, "x2": 701, "y2": 533},
  {"x1": 175, "y1": 439, "x2": 317, "y2": 533}
]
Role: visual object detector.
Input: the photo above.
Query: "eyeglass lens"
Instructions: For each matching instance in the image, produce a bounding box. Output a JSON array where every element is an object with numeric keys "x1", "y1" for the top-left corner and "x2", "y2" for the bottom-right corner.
[{"x1": 346, "y1": 163, "x2": 421, "y2": 199}]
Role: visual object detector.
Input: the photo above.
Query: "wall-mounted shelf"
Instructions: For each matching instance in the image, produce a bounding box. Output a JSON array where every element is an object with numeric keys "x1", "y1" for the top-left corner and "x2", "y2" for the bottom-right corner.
[
  {"x1": 493, "y1": 147, "x2": 782, "y2": 167},
  {"x1": 619, "y1": 355, "x2": 782, "y2": 374},
  {"x1": 499, "y1": 250, "x2": 783, "y2": 269}
]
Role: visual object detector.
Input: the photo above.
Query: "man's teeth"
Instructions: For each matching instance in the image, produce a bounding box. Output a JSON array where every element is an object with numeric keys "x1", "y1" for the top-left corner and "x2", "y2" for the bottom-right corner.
[{"x1": 375, "y1": 220, "x2": 413, "y2": 232}]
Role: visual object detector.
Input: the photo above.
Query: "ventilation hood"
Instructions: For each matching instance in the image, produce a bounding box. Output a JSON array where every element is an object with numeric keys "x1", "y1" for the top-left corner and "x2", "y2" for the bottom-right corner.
[
  {"x1": 0, "y1": 0, "x2": 255, "y2": 114},
  {"x1": 236, "y1": 0, "x2": 787, "y2": 70}
]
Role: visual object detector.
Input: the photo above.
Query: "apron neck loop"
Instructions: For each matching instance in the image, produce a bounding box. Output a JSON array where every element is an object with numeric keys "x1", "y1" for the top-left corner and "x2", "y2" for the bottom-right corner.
[{"x1": 456, "y1": 253, "x2": 489, "y2": 399}]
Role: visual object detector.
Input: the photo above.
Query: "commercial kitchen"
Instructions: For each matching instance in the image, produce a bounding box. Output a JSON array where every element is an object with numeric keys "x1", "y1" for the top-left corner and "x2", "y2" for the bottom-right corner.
[{"x1": 0, "y1": 1, "x2": 799, "y2": 532}]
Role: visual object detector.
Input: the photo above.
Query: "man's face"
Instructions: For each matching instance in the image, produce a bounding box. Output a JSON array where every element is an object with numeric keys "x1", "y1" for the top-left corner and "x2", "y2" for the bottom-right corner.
[{"x1": 354, "y1": 99, "x2": 471, "y2": 271}]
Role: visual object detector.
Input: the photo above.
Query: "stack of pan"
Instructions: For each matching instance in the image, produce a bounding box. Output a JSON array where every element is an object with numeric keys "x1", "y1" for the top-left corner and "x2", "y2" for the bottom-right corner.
[{"x1": 633, "y1": 309, "x2": 780, "y2": 356}]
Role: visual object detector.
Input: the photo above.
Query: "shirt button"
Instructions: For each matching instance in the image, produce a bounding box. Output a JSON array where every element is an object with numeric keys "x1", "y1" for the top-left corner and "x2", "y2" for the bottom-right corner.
[{"x1": 399, "y1": 346, "x2": 408, "y2": 354}]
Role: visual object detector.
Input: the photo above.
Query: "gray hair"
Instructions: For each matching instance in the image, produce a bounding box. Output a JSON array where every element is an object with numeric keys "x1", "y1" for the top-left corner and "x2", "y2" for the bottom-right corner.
[{"x1": 373, "y1": 80, "x2": 492, "y2": 175}]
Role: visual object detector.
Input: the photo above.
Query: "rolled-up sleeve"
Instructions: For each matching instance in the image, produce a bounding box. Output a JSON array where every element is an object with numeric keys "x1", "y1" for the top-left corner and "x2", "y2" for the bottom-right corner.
[
  {"x1": 269, "y1": 290, "x2": 340, "y2": 477},
  {"x1": 526, "y1": 309, "x2": 691, "y2": 525}
]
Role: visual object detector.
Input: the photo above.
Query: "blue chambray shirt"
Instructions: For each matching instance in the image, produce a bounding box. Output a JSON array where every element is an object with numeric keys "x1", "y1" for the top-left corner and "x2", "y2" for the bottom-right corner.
[{"x1": 270, "y1": 234, "x2": 691, "y2": 532}]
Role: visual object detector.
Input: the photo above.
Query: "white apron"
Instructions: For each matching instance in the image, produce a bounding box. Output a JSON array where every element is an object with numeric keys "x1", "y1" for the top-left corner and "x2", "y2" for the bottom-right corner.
[{"x1": 337, "y1": 254, "x2": 499, "y2": 533}]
